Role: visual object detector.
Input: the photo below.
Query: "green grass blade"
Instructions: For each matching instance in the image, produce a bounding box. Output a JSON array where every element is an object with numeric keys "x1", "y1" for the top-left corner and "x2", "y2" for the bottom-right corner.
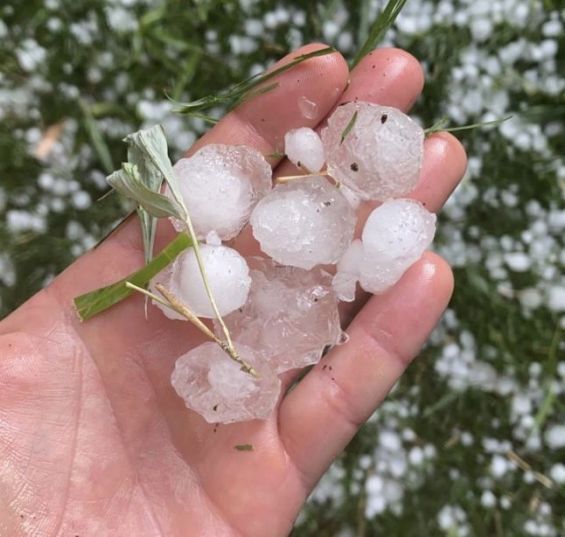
[
  {"x1": 79, "y1": 99, "x2": 114, "y2": 174},
  {"x1": 340, "y1": 110, "x2": 358, "y2": 144},
  {"x1": 425, "y1": 115, "x2": 513, "y2": 135},
  {"x1": 73, "y1": 232, "x2": 192, "y2": 321},
  {"x1": 174, "y1": 46, "x2": 336, "y2": 116},
  {"x1": 351, "y1": 0, "x2": 408, "y2": 69}
]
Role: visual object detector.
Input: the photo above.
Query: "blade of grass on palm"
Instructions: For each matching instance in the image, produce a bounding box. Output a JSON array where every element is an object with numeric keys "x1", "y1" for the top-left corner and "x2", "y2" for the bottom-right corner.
[{"x1": 74, "y1": 232, "x2": 192, "y2": 321}]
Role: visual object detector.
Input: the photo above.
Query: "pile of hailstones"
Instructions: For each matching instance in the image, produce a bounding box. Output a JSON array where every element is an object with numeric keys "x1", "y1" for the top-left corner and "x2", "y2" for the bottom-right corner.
[{"x1": 151, "y1": 101, "x2": 437, "y2": 424}]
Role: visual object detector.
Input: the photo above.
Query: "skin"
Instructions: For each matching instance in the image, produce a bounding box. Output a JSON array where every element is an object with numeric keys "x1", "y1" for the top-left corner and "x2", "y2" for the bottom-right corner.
[{"x1": 0, "y1": 44, "x2": 467, "y2": 536}]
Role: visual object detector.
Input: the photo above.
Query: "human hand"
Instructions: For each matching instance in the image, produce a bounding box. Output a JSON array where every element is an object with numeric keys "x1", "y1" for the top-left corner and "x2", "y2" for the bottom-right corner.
[{"x1": 0, "y1": 44, "x2": 466, "y2": 536}]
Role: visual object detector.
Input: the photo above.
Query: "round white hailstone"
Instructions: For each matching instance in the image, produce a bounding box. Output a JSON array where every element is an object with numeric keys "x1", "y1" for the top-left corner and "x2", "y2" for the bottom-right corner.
[
  {"x1": 332, "y1": 239, "x2": 364, "y2": 302},
  {"x1": 359, "y1": 199, "x2": 436, "y2": 294},
  {"x1": 321, "y1": 102, "x2": 424, "y2": 201},
  {"x1": 150, "y1": 244, "x2": 251, "y2": 319},
  {"x1": 284, "y1": 127, "x2": 325, "y2": 173},
  {"x1": 171, "y1": 342, "x2": 281, "y2": 423},
  {"x1": 250, "y1": 177, "x2": 356, "y2": 269},
  {"x1": 218, "y1": 256, "x2": 341, "y2": 373},
  {"x1": 170, "y1": 144, "x2": 272, "y2": 240}
]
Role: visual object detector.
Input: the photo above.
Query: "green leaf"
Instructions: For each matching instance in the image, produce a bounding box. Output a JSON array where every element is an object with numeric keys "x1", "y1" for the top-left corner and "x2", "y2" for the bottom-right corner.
[
  {"x1": 119, "y1": 125, "x2": 188, "y2": 265},
  {"x1": 234, "y1": 444, "x2": 254, "y2": 452},
  {"x1": 123, "y1": 125, "x2": 187, "y2": 217},
  {"x1": 351, "y1": 0, "x2": 408, "y2": 69},
  {"x1": 173, "y1": 46, "x2": 336, "y2": 116},
  {"x1": 73, "y1": 233, "x2": 192, "y2": 321},
  {"x1": 340, "y1": 110, "x2": 358, "y2": 144},
  {"x1": 107, "y1": 163, "x2": 183, "y2": 219},
  {"x1": 79, "y1": 99, "x2": 114, "y2": 174}
]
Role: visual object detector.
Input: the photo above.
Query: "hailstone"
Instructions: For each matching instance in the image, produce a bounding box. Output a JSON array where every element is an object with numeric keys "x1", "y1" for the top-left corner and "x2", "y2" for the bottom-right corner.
[
  {"x1": 171, "y1": 342, "x2": 281, "y2": 423},
  {"x1": 321, "y1": 102, "x2": 424, "y2": 201},
  {"x1": 250, "y1": 177, "x2": 356, "y2": 270},
  {"x1": 169, "y1": 144, "x2": 272, "y2": 240},
  {"x1": 218, "y1": 257, "x2": 342, "y2": 373},
  {"x1": 284, "y1": 127, "x2": 325, "y2": 173},
  {"x1": 359, "y1": 199, "x2": 436, "y2": 294},
  {"x1": 150, "y1": 244, "x2": 251, "y2": 319}
]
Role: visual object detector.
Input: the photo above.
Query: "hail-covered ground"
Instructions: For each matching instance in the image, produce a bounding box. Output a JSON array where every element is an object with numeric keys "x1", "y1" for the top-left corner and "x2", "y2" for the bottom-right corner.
[{"x1": 1, "y1": 0, "x2": 563, "y2": 535}]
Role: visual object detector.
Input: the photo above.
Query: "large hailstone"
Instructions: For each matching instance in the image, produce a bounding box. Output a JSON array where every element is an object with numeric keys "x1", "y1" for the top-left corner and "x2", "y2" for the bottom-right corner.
[
  {"x1": 150, "y1": 244, "x2": 251, "y2": 319},
  {"x1": 250, "y1": 177, "x2": 356, "y2": 270},
  {"x1": 321, "y1": 102, "x2": 424, "y2": 201},
  {"x1": 171, "y1": 342, "x2": 281, "y2": 424},
  {"x1": 170, "y1": 144, "x2": 272, "y2": 240},
  {"x1": 218, "y1": 257, "x2": 342, "y2": 373},
  {"x1": 284, "y1": 127, "x2": 325, "y2": 173},
  {"x1": 332, "y1": 199, "x2": 436, "y2": 298}
]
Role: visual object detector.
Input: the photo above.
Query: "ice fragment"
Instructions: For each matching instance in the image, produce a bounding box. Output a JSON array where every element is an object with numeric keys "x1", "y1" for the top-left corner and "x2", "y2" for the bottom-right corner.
[
  {"x1": 169, "y1": 144, "x2": 272, "y2": 240},
  {"x1": 321, "y1": 102, "x2": 424, "y2": 201},
  {"x1": 150, "y1": 244, "x2": 251, "y2": 318},
  {"x1": 219, "y1": 257, "x2": 341, "y2": 372},
  {"x1": 284, "y1": 127, "x2": 325, "y2": 173},
  {"x1": 171, "y1": 342, "x2": 280, "y2": 423},
  {"x1": 359, "y1": 199, "x2": 436, "y2": 294},
  {"x1": 250, "y1": 177, "x2": 356, "y2": 269}
]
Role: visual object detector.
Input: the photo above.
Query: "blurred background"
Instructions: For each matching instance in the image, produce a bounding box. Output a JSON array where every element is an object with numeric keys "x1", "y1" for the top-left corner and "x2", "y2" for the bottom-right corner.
[{"x1": 0, "y1": 0, "x2": 563, "y2": 535}]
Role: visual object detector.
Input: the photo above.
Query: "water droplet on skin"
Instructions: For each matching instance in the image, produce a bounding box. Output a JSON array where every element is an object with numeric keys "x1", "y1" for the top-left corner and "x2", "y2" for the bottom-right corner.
[{"x1": 298, "y1": 96, "x2": 318, "y2": 120}]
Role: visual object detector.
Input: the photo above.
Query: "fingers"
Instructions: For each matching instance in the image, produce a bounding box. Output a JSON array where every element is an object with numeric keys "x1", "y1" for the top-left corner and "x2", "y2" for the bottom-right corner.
[
  {"x1": 278, "y1": 253, "x2": 454, "y2": 487},
  {"x1": 410, "y1": 132, "x2": 467, "y2": 212}
]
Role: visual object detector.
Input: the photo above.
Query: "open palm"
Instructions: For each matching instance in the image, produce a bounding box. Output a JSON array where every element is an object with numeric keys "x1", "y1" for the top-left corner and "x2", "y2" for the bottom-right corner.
[{"x1": 0, "y1": 45, "x2": 466, "y2": 536}]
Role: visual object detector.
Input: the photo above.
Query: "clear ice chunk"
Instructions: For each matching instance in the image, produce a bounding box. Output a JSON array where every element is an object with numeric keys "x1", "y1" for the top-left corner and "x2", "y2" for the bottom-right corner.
[
  {"x1": 150, "y1": 244, "x2": 251, "y2": 319},
  {"x1": 250, "y1": 177, "x2": 356, "y2": 269},
  {"x1": 321, "y1": 102, "x2": 424, "y2": 201},
  {"x1": 169, "y1": 144, "x2": 272, "y2": 240},
  {"x1": 284, "y1": 127, "x2": 325, "y2": 173},
  {"x1": 171, "y1": 342, "x2": 281, "y2": 424},
  {"x1": 218, "y1": 257, "x2": 342, "y2": 373}
]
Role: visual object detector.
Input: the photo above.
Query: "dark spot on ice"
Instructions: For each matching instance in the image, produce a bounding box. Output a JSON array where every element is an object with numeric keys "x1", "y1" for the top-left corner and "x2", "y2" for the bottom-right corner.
[
  {"x1": 297, "y1": 160, "x2": 301, "y2": 167},
  {"x1": 213, "y1": 404, "x2": 218, "y2": 411},
  {"x1": 323, "y1": 201, "x2": 331, "y2": 207},
  {"x1": 350, "y1": 162, "x2": 359, "y2": 172},
  {"x1": 381, "y1": 114, "x2": 388, "y2": 124},
  {"x1": 238, "y1": 307, "x2": 243, "y2": 313},
  {"x1": 313, "y1": 297, "x2": 318, "y2": 302}
]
